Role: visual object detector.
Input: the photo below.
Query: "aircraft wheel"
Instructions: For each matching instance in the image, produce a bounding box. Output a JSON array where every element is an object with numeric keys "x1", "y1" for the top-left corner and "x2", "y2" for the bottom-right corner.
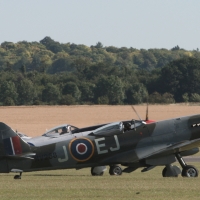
[
  {"x1": 14, "y1": 175, "x2": 21, "y2": 180},
  {"x1": 91, "y1": 167, "x2": 104, "y2": 176},
  {"x1": 181, "y1": 165, "x2": 198, "y2": 177},
  {"x1": 162, "y1": 167, "x2": 167, "y2": 177},
  {"x1": 109, "y1": 165, "x2": 122, "y2": 176},
  {"x1": 162, "y1": 165, "x2": 180, "y2": 177}
]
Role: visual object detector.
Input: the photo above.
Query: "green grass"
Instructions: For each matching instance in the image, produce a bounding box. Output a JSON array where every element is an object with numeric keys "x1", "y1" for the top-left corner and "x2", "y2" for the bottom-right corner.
[{"x1": 0, "y1": 163, "x2": 200, "y2": 200}]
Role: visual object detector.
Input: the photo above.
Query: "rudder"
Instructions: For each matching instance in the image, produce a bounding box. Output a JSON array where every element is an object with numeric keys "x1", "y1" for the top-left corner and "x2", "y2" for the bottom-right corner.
[{"x1": 0, "y1": 122, "x2": 31, "y2": 156}]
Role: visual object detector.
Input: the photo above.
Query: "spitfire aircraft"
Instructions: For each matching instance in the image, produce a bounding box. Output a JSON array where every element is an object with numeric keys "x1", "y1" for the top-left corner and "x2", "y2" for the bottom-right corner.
[{"x1": 0, "y1": 113, "x2": 200, "y2": 179}]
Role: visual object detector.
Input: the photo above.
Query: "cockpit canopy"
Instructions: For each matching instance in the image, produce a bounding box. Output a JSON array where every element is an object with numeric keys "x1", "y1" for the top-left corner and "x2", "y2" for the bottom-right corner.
[
  {"x1": 92, "y1": 122, "x2": 124, "y2": 136},
  {"x1": 91, "y1": 120, "x2": 145, "y2": 136},
  {"x1": 42, "y1": 124, "x2": 78, "y2": 137}
]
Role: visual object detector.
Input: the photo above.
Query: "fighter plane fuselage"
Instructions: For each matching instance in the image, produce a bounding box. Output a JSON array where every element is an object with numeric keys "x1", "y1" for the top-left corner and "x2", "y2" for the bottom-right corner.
[{"x1": 1, "y1": 114, "x2": 200, "y2": 178}]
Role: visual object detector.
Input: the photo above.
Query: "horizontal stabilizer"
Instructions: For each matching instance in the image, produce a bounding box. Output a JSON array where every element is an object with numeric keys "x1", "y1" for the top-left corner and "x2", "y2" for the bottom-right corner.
[
  {"x1": 11, "y1": 169, "x2": 23, "y2": 173},
  {"x1": 2, "y1": 153, "x2": 36, "y2": 160}
]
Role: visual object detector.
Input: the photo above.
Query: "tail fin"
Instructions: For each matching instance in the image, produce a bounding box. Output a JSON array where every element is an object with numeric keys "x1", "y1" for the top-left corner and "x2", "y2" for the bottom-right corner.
[{"x1": 0, "y1": 122, "x2": 31, "y2": 157}]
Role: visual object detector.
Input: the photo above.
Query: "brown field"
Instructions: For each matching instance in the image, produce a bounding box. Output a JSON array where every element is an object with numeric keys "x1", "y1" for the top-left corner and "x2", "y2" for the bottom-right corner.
[{"x1": 0, "y1": 104, "x2": 200, "y2": 137}]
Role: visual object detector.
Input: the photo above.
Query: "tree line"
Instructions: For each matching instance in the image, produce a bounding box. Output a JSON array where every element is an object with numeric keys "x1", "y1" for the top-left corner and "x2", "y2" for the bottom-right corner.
[{"x1": 0, "y1": 37, "x2": 200, "y2": 105}]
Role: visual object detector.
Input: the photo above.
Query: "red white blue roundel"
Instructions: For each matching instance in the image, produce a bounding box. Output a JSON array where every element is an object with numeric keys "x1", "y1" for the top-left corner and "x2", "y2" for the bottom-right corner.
[{"x1": 69, "y1": 138, "x2": 94, "y2": 162}]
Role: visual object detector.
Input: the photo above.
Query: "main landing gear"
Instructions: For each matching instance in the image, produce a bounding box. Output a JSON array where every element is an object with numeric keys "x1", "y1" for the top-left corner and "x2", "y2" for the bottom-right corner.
[
  {"x1": 162, "y1": 153, "x2": 198, "y2": 178},
  {"x1": 14, "y1": 172, "x2": 22, "y2": 180},
  {"x1": 176, "y1": 153, "x2": 198, "y2": 177},
  {"x1": 91, "y1": 165, "x2": 123, "y2": 176},
  {"x1": 109, "y1": 165, "x2": 122, "y2": 176},
  {"x1": 162, "y1": 164, "x2": 181, "y2": 177},
  {"x1": 91, "y1": 166, "x2": 107, "y2": 176}
]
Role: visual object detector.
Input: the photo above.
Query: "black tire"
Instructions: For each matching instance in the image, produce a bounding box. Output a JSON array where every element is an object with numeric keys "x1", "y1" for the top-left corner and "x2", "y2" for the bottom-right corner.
[
  {"x1": 162, "y1": 166, "x2": 179, "y2": 177},
  {"x1": 91, "y1": 167, "x2": 104, "y2": 176},
  {"x1": 109, "y1": 165, "x2": 122, "y2": 176},
  {"x1": 14, "y1": 175, "x2": 21, "y2": 179},
  {"x1": 181, "y1": 165, "x2": 198, "y2": 177}
]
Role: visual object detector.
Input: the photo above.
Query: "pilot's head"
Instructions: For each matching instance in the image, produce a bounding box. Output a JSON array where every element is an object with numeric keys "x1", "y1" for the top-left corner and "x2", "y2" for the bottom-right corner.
[
  {"x1": 125, "y1": 122, "x2": 131, "y2": 130},
  {"x1": 62, "y1": 127, "x2": 67, "y2": 133}
]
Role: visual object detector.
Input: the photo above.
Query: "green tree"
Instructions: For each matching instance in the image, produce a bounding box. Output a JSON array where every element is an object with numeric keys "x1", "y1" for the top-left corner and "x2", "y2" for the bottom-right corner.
[
  {"x1": 0, "y1": 81, "x2": 18, "y2": 105},
  {"x1": 40, "y1": 36, "x2": 63, "y2": 53},
  {"x1": 20, "y1": 65, "x2": 26, "y2": 76},
  {"x1": 17, "y1": 79, "x2": 37, "y2": 105},
  {"x1": 42, "y1": 83, "x2": 61, "y2": 104},
  {"x1": 125, "y1": 83, "x2": 148, "y2": 104},
  {"x1": 171, "y1": 45, "x2": 180, "y2": 51},
  {"x1": 95, "y1": 75, "x2": 124, "y2": 104},
  {"x1": 62, "y1": 82, "x2": 81, "y2": 101},
  {"x1": 49, "y1": 58, "x2": 73, "y2": 74},
  {"x1": 95, "y1": 42, "x2": 103, "y2": 48},
  {"x1": 79, "y1": 82, "x2": 95, "y2": 103},
  {"x1": 158, "y1": 57, "x2": 200, "y2": 102}
]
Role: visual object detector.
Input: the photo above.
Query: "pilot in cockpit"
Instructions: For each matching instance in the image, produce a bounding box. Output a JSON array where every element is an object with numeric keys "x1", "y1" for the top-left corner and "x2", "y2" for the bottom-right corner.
[
  {"x1": 60, "y1": 126, "x2": 67, "y2": 135},
  {"x1": 124, "y1": 122, "x2": 131, "y2": 132}
]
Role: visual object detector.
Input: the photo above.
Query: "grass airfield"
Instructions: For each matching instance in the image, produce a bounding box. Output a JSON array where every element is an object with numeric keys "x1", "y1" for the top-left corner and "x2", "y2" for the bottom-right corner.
[{"x1": 1, "y1": 163, "x2": 200, "y2": 200}]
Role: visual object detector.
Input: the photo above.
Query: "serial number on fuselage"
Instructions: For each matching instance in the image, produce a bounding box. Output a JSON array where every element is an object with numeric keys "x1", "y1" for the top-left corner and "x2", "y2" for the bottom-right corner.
[{"x1": 35, "y1": 152, "x2": 57, "y2": 161}]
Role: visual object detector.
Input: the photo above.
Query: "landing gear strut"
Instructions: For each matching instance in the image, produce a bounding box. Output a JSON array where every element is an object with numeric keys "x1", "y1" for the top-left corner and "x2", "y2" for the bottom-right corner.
[
  {"x1": 175, "y1": 153, "x2": 198, "y2": 177},
  {"x1": 14, "y1": 172, "x2": 22, "y2": 180}
]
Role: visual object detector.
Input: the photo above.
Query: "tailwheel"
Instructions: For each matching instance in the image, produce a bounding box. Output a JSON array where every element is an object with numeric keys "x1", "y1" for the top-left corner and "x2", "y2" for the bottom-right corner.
[
  {"x1": 181, "y1": 165, "x2": 198, "y2": 177},
  {"x1": 14, "y1": 175, "x2": 21, "y2": 179},
  {"x1": 14, "y1": 172, "x2": 22, "y2": 180},
  {"x1": 109, "y1": 165, "x2": 122, "y2": 176}
]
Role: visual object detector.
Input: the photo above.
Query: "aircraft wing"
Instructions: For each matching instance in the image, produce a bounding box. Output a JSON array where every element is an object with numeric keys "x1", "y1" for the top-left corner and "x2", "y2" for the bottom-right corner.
[
  {"x1": 98, "y1": 139, "x2": 200, "y2": 164},
  {"x1": 141, "y1": 138, "x2": 200, "y2": 160}
]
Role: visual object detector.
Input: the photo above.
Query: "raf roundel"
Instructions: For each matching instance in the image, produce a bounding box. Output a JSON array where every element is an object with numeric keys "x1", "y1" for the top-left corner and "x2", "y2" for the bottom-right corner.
[{"x1": 69, "y1": 138, "x2": 94, "y2": 162}]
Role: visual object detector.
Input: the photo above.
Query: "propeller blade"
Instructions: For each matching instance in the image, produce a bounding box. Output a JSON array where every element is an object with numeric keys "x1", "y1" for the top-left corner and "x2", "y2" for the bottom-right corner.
[
  {"x1": 146, "y1": 102, "x2": 149, "y2": 121},
  {"x1": 131, "y1": 105, "x2": 142, "y2": 121}
]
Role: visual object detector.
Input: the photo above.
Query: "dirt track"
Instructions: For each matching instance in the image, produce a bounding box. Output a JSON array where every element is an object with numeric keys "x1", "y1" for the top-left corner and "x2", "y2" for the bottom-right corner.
[{"x1": 0, "y1": 104, "x2": 200, "y2": 137}]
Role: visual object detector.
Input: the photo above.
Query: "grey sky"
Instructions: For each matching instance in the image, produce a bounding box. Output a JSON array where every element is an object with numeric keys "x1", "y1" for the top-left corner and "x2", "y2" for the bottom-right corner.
[{"x1": 0, "y1": 0, "x2": 199, "y2": 50}]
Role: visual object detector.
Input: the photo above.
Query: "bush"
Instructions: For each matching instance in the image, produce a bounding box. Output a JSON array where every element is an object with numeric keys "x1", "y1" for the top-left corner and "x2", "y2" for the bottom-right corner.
[
  {"x1": 149, "y1": 92, "x2": 175, "y2": 104},
  {"x1": 162, "y1": 93, "x2": 175, "y2": 103},
  {"x1": 190, "y1": 93, "x2": 200, "y2": 102},
  {"x1": 33, "y1": 100, "x2": 44, "y2": 105},
  {"x1": 60, "y1": 94, "x2": 76, "y2": 105},
  {"x1": 149, "y1": 92, "x2": 162, "y2": 103},
  {"x1": 182, "y1": 93, "x2": 189, "y2": 102},
  {"x1": 3, "y1": 97, "x2": 15, "y2": 106},
  {"x1": 97, "y1": 96, "x2": 109, "y2": 104}
]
